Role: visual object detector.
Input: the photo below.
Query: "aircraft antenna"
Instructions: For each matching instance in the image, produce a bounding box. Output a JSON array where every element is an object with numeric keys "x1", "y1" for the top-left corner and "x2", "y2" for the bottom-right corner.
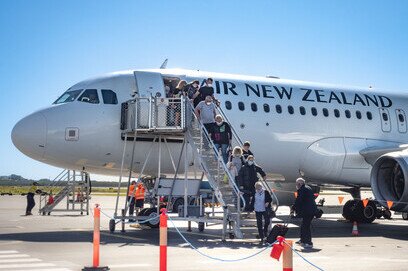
[{"x1": 160, "y1": 59, "x2": 168, "y2": 69}]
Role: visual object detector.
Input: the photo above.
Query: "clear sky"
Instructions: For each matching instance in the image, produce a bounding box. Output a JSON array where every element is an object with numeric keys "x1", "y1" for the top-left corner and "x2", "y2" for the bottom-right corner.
[{"x1": 1, "y1": 1, "x2": 408, "y2": 180}]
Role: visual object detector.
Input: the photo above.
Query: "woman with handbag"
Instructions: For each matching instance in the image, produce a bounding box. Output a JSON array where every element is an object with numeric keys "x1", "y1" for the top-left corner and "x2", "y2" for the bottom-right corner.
[{"x1": 250, "y1": 181, "x2": 273, "y2": 244}]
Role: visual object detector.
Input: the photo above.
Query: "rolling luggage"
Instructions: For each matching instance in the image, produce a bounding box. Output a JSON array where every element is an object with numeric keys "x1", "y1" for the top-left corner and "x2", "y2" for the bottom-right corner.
[{"x1": 266, "y1": 223, "x2": 289, "y2": 244}]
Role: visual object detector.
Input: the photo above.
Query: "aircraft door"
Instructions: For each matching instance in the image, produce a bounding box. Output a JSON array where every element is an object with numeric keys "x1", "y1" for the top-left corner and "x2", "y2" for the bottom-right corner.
[
  {"x1": 379, "y1": 108, "x2": 391, "y2": 132},
  {"x1": 396, "y1": 109, "x2": 407, "y2": 133},
  {"x1": 134, "y1": 71, "x2": 165, "y2": 98}
]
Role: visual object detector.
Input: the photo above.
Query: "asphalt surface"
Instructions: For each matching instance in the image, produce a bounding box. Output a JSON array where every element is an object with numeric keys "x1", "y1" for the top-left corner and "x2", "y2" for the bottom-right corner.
[{"x1": 0, "y1": 194, "x2": 407, "y2": 271}]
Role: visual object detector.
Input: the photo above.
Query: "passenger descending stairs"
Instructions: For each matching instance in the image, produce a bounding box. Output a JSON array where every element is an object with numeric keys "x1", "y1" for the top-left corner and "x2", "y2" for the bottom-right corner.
[
  {"x1": 185, "y1": 101, "x2": 279, "y2": 238},
  {"x1": 39, "y1": 170, "x2": 90, "y2": 215}
]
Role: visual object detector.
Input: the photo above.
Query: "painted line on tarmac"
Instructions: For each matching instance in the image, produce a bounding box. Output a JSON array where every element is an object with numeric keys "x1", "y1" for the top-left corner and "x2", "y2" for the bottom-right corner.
[
  {"x1": 0, "y1": 258, "x2": 41, "y2": 263},
  {"x1": 100, "y1": 231, "x2": 144, "y2": 242},
  {"x1": 12, "y1": 269, "x2": 72, "y2": 271},
  {"x1": 0, "y1": 262, "x2": 55, "y2": 269},
  {"x1": 0, "y1": 254, "x2": 30, "y2": 259},
  {"x1": 109, "y1": 263, "x2": 152, "y2": 268},
  {"x1": 0, "y1": 250, "x2": 18, "y2": 254}
]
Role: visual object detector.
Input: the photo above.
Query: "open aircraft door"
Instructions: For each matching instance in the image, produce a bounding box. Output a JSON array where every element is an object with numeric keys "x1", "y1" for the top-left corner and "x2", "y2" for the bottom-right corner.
[{"x1": 133, "y1": 71, "x2": 166, "y2": 128}]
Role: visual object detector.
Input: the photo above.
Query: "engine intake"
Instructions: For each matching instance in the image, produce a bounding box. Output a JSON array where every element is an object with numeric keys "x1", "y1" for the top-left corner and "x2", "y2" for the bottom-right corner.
[{"x1": 371, "y1": 152, "x2": 408, "y2": 212}]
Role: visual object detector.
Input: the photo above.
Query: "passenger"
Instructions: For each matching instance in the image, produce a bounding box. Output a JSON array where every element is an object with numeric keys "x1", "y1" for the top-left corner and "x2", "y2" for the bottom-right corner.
[
  {"x1": 127, "y1": 180, "x2": 137, "y2": 217},
  {"x1": 186, "y1": 80, "x2": 200, "y2": 107},
  {"x1": 211, "y1": 115, "x2": 232, "y2": 164},
  {"x1": 242, "y1": 141, "x2": 254, "y2": 160},
  {"x1": 238, "y1": 155, "x2": 266, "y2": 211},
  {"x1": 174, "y1": 80, "x2": 187, "y2": 97},
  {"x1": 197, "y1": 78, "x2": 215, "y2": 103},
  {"x1": 229, "y1": 146, "x2": 245, "y2": 173},
  {"x1": 195, "y1": 95, "x2": 217, "y2": 136},
  {"x1": 25, "y1": 182, "x2": 41, "y2": 215},
  {"x1": 135, "y1": 182, "x2": 146, "y2": 214},
  {"x1": 250, "y1": 181, "x2": 272, "y2": 244},
  {"x1": 293, "y1": 178, "x2": 317, "y2": 248},
  {"x1": 173, "y1": 80, "x2": 188, "y2": 126}
]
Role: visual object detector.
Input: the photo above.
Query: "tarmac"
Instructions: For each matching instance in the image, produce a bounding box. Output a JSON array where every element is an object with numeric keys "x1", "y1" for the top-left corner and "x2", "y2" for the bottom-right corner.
[{"x1": 0, "y1": 193, "x2": 407, "y2": 271}]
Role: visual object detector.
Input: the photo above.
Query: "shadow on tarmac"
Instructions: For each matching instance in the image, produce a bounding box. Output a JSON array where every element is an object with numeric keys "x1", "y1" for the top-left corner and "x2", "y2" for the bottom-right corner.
[{"x1": 0, "y1": 215, "x2": 407, "y2": 250}]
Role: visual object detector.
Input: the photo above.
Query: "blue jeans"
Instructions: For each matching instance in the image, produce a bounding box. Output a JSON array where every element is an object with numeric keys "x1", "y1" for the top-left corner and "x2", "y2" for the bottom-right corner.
[{"x1": 214, "y1": 143, "x2": 229, "y2": 164}]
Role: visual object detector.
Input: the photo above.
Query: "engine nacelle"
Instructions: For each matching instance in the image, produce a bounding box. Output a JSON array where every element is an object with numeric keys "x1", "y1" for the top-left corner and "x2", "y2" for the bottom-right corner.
[{"x1": 371, "y1": 151, "x2": 408, "y2": 212}]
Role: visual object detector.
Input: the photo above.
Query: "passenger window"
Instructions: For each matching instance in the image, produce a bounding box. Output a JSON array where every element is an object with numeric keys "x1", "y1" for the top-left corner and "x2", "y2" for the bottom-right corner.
[
  {"x1": 54, "y1": 89, "x2": 83, "y2": 104},
  {"x1": 78, "y1": 89, "x2": 99, "y2": 104},
  {"x1": 299, "y1": 106, "x2": 306, "y2": 115},
  {"x1": 345, "y1": 110, "x2": 351, "y2": 118},
  {"x1": 225, "y1": 101, "x2": 232, "y2": 110},
  {"x1": 101, "y1": 89, "x2": 118, "y2": 104},
  {"x1": 367, "y1": 112, "x2": 372, "y2": 120},
  {"x1": 382, "y1": 113, "x2": 389, "y2": 121},
  {"x1": 238, "y1": 102, "x2": 245, "y2": 111},
  {"x1": 398, "y1": 113, "x2": 405, "y2": 122},
  {"x1": 263, "y1": 104, "x2": 270, "y2": 113},
  {"x1": 311, "y1": 107, "x2": 317, "y2": 116},
  {"x1": 288, "y1": 106, "x2": 294, "y2": 114},
  {"x1": 356, "y1": 111, "x2": 362, "y2": 119},
  {"x1": 251, "y1": 103, "x2": 258, "y2": 112},
  {"x1": 334, "y1": 109, "x2": 340, "y2": 118},
  {"x1": 276, "y1": 105, "x2": 282, "y2": 114},
  {"x1": 323, "y1": 108, "x2": 329, "y2": 117}
]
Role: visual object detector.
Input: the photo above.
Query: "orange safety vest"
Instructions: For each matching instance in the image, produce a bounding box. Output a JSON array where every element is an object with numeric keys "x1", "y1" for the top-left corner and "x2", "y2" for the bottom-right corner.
[
  {"x1": 128, "y1": 184, "x2": 136, "y2": 197},
  {"x1": 135, "y1": 185, "x2": 145, "y2": 200}
]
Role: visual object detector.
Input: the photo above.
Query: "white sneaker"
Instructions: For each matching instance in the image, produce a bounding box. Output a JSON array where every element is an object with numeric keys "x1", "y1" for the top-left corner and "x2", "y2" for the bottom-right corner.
[{"x1": 302, "y1": 243, "x2": 313, "y2": 248}]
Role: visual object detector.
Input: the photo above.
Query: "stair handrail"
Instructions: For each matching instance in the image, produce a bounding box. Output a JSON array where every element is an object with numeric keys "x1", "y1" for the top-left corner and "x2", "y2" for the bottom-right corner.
[
  {"x1": 39, "y1": 169, "x2": 70, "y2": 211},
  {"x1": 186, "y1": 101, "x2": 246, "y2": 212},
  {"x1": 216, "y1": 105, "x2": 280, "y2": 211}
]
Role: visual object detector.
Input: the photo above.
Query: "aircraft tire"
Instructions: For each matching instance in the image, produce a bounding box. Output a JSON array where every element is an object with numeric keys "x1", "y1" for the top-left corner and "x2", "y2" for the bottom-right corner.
[
  {"x1": 402, "y1": 212, "x2": 408, "y2": 220},
  {"x1": 383, "y1": 209, "x2": 392, "y2": 220},
  {"x1": 109, "y1": 219, "x2": 115, "y2": 233},
  {"x1": 361, "y1": 201, "x2": 377, "y2": 223},
  {"x1": 144, "y1": 208, "x2": 160, "y2": 228},
  {"x1": 342, "y1": 199, "x2": 376, "y2": 223}
]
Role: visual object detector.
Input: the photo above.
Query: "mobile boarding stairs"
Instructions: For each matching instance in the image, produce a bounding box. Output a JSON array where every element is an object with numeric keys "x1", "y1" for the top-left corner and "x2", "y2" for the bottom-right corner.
[{"x1": 111, "y1": 96, "x2": 279, "y2": 240}]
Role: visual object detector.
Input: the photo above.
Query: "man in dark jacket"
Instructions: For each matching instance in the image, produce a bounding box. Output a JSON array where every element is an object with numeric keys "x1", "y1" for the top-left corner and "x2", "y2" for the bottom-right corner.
[
  {"x1": 238, "y1": 155, "x2": 266, "y2": 211},
  {"x1": 293, "y1": 178, "x2": 317, "y2": 248},
  {"x1": 211, "y1": 115, "x2": 232, "y2": 164}
]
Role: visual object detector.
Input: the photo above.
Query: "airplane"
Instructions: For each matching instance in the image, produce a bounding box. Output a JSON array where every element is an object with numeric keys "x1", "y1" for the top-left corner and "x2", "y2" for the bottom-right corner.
[{"x1": 11, "y1": 67, "x2": 408, "y2": 223}]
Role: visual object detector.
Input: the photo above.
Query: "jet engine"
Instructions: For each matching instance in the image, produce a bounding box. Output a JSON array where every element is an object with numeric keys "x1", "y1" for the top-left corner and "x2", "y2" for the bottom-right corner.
[{"x1": 371, "y1": 151, "x2": 408, "y2": 212}]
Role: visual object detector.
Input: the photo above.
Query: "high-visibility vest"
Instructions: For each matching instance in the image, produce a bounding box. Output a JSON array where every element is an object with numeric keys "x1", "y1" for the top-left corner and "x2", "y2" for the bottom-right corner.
[
  {"x1": 128, "y1": 184, "x2": 136, "y2": 197},
  {"x1": 135, "y1": 185, "x2": 145, "y2": 200}
]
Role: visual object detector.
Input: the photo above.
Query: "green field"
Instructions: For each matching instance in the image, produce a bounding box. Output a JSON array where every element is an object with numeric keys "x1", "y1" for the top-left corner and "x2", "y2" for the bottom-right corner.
[{"x1": 0, "y1": 186, "x2": 127, "y2": 196}]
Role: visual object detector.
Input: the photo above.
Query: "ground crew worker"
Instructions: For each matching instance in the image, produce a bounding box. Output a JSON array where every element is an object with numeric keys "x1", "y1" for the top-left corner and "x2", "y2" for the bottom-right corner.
[
  {"x1": 25, "y1": 182, "x2": 41, "y2": 215},
  {"x1": 293, "y1": 178, "x2": 317, "y2": 248},
  {"x1": 128, "y1": 180, "x2": 137, "y2": 217},
  {"x1": 135, "y1": 182, "x2": 145, "y2": 213}
]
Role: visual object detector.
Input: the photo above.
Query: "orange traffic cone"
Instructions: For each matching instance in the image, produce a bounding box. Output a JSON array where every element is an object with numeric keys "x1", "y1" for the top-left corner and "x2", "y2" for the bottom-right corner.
[{"x1": 352, "y1": 221, "x2": 359, "y2": 236}]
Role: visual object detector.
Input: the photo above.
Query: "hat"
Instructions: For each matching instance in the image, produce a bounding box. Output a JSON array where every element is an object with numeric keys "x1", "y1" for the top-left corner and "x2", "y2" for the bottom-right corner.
[{"x1": 243, "y1": 141, "x2": 251, "y2": 147}]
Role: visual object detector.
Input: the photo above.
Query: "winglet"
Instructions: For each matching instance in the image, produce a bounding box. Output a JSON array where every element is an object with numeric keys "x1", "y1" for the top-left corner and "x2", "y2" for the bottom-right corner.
[{"x1": 160, "y1": 59, "x2": 168, "y2": 69}]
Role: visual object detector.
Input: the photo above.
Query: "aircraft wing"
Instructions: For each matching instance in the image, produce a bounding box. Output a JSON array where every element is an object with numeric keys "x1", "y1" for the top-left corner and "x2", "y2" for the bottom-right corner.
[{"x1": 359, "y1": 144, "x2": 408, "y2": 165}]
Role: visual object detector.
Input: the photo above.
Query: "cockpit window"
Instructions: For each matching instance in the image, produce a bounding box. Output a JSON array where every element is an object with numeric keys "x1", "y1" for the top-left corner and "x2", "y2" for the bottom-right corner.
[
  {"x1": 101, "y1": 89, "x2": 118, "y2": 104},
  {"x1": 53, "y1": 89, "x2": 83, "y2": 104},
  {"x1": 78, "y1": 89, "x2": 99, "y2": 104}
]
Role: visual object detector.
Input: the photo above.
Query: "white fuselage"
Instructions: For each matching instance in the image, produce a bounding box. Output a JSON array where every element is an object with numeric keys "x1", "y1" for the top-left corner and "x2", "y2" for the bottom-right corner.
[{"x1": 11, "y1": 68, "x2": 408, "y2": 188}]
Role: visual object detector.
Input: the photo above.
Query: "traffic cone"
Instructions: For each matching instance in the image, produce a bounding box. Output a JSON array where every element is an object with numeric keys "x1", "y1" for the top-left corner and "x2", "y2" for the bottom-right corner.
[{"x1": 352, "y1": 221, "x2": 359, "y2": 236}]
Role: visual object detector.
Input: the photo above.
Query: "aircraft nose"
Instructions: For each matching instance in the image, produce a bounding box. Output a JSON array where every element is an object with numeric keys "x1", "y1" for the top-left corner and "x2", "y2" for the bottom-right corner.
[{"x1": 11, "y1": 112, "x2": 47, "y2": 160}]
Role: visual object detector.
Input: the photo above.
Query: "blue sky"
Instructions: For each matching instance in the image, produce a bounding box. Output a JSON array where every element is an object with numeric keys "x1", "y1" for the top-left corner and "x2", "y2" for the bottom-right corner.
[{"x1": 1, "y1": 1, "x2": 408, "y2": 180}]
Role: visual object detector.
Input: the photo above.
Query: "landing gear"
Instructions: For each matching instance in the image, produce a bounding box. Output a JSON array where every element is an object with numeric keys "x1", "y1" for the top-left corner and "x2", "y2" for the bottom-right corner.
[
  {"x1": 402, "y1": 212, "x2": 408, "y2": 220},
  {"x1": 198, "y1": 222, "x2": 205, "y2": 232},
  {"x1": 342, "y1": 199, "x2": 377, "y2": 223}
]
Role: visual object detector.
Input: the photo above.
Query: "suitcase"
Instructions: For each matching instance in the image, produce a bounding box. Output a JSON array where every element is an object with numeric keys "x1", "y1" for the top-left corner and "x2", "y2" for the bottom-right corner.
[{"x1": 266, "y1": 223, "x2": 289, "y2": 244}]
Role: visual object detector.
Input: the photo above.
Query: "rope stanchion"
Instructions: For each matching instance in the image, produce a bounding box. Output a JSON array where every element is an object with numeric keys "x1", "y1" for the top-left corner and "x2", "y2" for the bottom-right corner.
[
  {"x1": 283, "y1": 240, "x2": 325, "y2": 271},
  {"x1": 83, "y1": 204, "x2": 109, "y2": 271},
  {"x1": 282, "y1": 240, "x2": 293, "y2": 271},
  {"x1": 160, "y1": 209, "x2": 168, "y2": 271}
]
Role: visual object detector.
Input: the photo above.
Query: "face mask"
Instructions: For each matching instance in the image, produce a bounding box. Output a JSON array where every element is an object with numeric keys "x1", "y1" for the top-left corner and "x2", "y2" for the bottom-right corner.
[
  {"x1": 248, "y1": 161, "x2": 254, "y2": 166},
  {"x1": 207, "y1": 84, "x2": 213, "y2": 87},
  {"x1": 233, "y1": 154, "x2": 240, "y2": 157},
  {"x1": 193, "y1": 84, "x2": 198, "y2": 88},
  {"x1": 206, "y1": 101, "x2": 212, "y2": 105},
  {"x1": 216, "y1": 121, "x2": 222, "y2": 126}
]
